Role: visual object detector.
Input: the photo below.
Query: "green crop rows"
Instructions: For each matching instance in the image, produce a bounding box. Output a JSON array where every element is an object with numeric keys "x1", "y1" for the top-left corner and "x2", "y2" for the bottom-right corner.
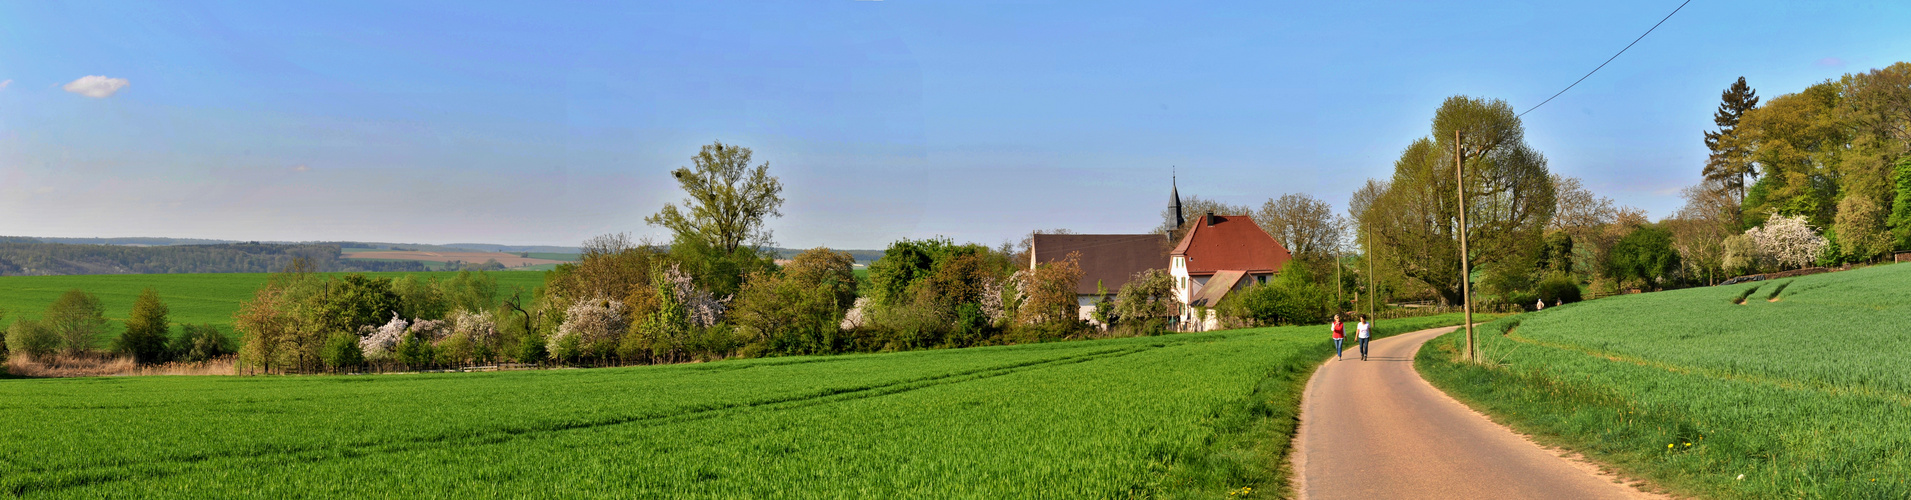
[
  {"x1": 0, "y1": 272, "x2": 547, "y2": 335},
  {"x1": 0, "y1": 314, "x2": 1472, "y2": 498},
  {"x1": 1418, "y1": 263, "x2": 1911, "y2": 499}
]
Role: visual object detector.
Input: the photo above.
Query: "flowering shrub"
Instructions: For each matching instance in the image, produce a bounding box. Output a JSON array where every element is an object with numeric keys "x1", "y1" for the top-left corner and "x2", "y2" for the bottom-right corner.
[
  {"x1": 407, "y1": 319, "x2": 450, "y2": 342},
  {"x1": 660, "y1": 264, "x2": 725, "y2": 328},
  {"x1": 1745, "y1": 214, "x2": 1828, "y2": 270}
]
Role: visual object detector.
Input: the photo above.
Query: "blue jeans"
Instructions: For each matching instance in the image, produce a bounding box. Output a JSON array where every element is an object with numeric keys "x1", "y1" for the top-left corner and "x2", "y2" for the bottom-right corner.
[
  {"x1": 1333, "y1": 338, "x2": 1343, "y2": 357},
  {"x1": 1358, "y1": 337, "x2": 1369, "y2": 357}
]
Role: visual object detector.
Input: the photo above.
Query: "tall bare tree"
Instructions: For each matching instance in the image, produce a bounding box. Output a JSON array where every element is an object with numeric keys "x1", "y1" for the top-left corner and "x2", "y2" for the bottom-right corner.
[
  {"x1": 1257, "y1": 193, "x2": 1344, "y2": 259},
  {"x1": 1668, "y1": 178, "x2": 1738, "y2": 285}
]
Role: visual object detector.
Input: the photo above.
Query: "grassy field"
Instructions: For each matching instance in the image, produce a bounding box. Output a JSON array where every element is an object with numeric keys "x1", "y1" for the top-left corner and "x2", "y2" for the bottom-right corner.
[
  {"x1": 0, "y1": 313, "x2": 1475, "y2": 498},
  {"x1": 0, "y1": 272, "x2": 547, "y2": 337},
  {"x1": 1418, "y1": 263, "x2": 1911, "y2": 499}
]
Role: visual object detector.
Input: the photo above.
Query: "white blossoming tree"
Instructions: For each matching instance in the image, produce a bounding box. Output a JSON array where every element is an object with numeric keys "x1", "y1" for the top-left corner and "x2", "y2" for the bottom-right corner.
[
  {"x1": 359, "y1": 313, "x2": 408, "y2": 361},
  {"x1": 549, "y1": 297, "x2": 628, "y2": 362},
  {"x1": 1744, "y1": 214, "x2": 1828, "y2": 270}
]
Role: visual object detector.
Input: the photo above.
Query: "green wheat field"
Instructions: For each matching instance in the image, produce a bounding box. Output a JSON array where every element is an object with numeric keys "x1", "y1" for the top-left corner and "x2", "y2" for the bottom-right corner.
[
  {"x1": 0, "y1": 309, "x2": 1471, "y2": 498},
  {"x1": 1419, "y1": 263, "x2": 1911, "y2": 500}
]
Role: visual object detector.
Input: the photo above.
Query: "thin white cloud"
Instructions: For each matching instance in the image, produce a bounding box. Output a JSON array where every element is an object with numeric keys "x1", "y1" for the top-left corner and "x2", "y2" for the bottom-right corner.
[
  {"x1": 0, "y1": 79, "x2": 12, "y2": 91},
  {"x1": 62, "y1": 75, "x2": 130, "y2": 98},
  {"x1": 292, "y1": 164, "x2": 310, "y2": 172}
]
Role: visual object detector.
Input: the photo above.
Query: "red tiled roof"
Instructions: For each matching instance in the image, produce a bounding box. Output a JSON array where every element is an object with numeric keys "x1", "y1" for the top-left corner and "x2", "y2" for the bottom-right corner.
[
  {"x1": 1170, "y1": 214, "x2": 1291, "y2": 275},
  {"x1": 1030, "y1": 234, "x2": 1169, "y2": 295}
]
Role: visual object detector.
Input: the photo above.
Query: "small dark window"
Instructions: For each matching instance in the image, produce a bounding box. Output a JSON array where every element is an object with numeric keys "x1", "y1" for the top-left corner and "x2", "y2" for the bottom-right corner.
[{"x1": 1257, "y1": 275, "x2": 1267, "y2": 285}]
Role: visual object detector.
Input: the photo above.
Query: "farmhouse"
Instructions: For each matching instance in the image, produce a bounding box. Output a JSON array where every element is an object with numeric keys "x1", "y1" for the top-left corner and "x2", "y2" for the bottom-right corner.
[
  {"x1": 1170, "y1": 212, "x2": 1292, "y2": 330},
  {"x1": 1028, "y1": 233, "x2": 1170, "y2": 323}
]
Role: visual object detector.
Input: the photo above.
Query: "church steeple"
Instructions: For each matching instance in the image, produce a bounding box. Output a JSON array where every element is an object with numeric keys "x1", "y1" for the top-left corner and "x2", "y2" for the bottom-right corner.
[{"x1": 1170, "y1": 168, "x2": 1185, "y2": 230}]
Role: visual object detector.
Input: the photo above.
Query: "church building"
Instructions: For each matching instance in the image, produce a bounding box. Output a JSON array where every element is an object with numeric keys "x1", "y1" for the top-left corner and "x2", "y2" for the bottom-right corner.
[{"x1": 1165, "y1": 180, "x2": 1293, "y2": 330}]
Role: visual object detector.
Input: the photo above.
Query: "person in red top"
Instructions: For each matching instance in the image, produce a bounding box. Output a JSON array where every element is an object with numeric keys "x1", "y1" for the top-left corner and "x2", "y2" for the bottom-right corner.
[{"x1": 1331, "y1": 314, "x2": 1346, "y2": 360}]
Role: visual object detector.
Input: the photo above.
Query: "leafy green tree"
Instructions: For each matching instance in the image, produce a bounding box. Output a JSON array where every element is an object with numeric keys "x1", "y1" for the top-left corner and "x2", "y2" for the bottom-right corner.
[
  {"x1": 1703, "y1": 77, "x2": 1760, "y2": 207},
  {"x1": 1536, "y1": 232, "x2": 1574, "y2": 275},
  {"x1": 1739, "y1": 82, "x2": 1846, "y2": 229},
  {"x1": 1366, "y1": 96, "x2": 1557, "y2": 306},
  {"x1": 866, "y1": 238, "x2": 961, "y2": 308},
  {"x1": 646, "y1": 141, "x2": 785, "y2": 298},
  {"x1": 1892, "y1": 157, "x2": 1911, "y2": 250},
  {"x1": 113, "y1": 288, "x2": 172, "y2": 364},
  {"x1": 1605, "y1": 225, "x2": 1681, "y2": 290},
  {"x1": 392, "y1": 275, "x2": 445, "y2": 321},
  {"x1": 45, "y1": 289, "x2": 109, "y2": 356},
  {"x1": 438, "y1": 270, "x2": 498, "y2": 315},
  {"x1": 318, "y1": 274, "x2": 402, "y2": 335},
  {"x1": 321, "y1": 331, "x2": 366, "y2": 370}
]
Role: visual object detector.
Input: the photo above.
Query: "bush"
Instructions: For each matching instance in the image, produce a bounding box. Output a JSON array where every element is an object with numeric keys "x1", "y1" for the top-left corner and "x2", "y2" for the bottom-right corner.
[
  {"x1": 516, "y1": 330, "x2": 548, "y2": 364},
  {"x1": 1219, "y1": 277, "x2": 1333, "y2": 327},
  {"x1": 6, "y1": 318, "x2": 58, "y2": 359},
  {"x1": 321, "y1": 331, "x2": 366, "y2": 370},
  {"x1": 171, "y1": 324, "x2": 234, "y2": 362},
  {"x1": 1535, "y1": 276, "x2": 1583, "y2": 305}
]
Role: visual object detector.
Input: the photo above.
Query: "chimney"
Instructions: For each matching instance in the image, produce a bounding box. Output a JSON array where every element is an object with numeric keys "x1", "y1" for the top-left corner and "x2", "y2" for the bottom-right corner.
[{"x1": 1205, "y1": 211, "x2": 1216, "y2": 227}]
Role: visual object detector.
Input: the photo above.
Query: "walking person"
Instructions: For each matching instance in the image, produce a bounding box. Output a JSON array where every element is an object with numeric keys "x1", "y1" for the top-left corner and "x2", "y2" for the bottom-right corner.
[
  {"x1": 1357, "y1": 315, "x2": 1372, "y2": 361},
  {"x1": 1331, "y1": 314, "x2": 1346, "y2": 360}
]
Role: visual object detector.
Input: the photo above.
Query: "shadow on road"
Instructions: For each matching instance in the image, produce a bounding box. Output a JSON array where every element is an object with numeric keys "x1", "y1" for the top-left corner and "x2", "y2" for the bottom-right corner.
[{"x1": 1334, "y1": 356, "x2": 1414, "y2": 362}]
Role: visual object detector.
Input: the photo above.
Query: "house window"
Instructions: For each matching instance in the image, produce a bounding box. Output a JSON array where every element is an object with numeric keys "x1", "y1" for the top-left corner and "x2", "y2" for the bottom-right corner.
[{"x1": 1257, "y1": 275, "x2": 1267, "y2": 285}]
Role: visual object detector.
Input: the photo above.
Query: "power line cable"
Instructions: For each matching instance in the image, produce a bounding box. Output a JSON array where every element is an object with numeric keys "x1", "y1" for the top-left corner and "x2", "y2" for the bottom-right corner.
[{"x1": 1518, "y1": 0, "x2": 1692, "y2": 118}]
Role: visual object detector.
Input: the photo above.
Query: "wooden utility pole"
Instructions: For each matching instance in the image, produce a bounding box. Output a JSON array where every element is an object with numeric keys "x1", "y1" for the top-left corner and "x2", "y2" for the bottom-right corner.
[{"x1": 1456, "y1": 129, "x2": 1475, "y2": 361}]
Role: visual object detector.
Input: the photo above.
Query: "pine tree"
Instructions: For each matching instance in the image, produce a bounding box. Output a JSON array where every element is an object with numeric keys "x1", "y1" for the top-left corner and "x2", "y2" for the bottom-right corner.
[{"x1": 1702, "y1": 77, "x2": 1760, "y2": 212}]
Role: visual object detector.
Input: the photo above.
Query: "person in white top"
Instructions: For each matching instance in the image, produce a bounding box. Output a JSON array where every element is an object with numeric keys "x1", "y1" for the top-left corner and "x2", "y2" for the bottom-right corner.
[{"x1": 1356, "y1": 315, "x2": 1372, "y2": 361}]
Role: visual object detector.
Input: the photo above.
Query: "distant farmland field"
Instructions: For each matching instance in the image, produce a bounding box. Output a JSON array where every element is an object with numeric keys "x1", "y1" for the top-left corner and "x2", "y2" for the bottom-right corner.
[
  {"x1": 342, "y1": 250, "x2": 569, "y2": 268},
  {"x1": 1419, "y1": 263, "x2": 1911, "y2": 499},
  {"x1": 0, "y1": 272, "x2": 547, "y2": 334},
  {"x1": 0, "y1": 314, "x2": 1475, "y2": 498}
]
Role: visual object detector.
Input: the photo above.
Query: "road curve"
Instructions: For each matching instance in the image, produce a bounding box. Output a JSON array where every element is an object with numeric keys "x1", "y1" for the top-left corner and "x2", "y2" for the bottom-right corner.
[{"x1": 1291, "y1": 326, "x2": 1656, "y2": 500}]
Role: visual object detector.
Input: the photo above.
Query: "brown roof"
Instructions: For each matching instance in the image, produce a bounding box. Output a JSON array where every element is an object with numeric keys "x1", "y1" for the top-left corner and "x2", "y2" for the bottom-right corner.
[
  {"x1": 1030, "y1": 234, "x2": 1169, "y2": 295},
  {"x1": 1190, "y1": 270, "x2": 1247, "y2": 307},
  {"x1": 1170, "y1": 214, "x2": 1292, "y2": 276}
]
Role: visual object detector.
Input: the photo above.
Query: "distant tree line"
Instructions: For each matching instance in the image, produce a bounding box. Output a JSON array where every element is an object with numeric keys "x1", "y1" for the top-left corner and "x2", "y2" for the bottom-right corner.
[
  {"x1": 0, "y1": 241, "x2": 428, "y2": 276},
  {"x1": 3, "y1": 287, "x2": 235, "y2": 367}
]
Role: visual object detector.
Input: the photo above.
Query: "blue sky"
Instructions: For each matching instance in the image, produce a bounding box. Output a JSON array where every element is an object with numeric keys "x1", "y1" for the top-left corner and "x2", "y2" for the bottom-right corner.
[{"x1": 2, "y1": 1, "x2": 1907, "y2": 249}]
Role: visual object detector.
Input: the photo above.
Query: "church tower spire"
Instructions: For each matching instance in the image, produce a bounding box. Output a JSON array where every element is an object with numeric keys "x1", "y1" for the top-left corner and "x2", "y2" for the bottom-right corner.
[{"x1": 1170, "y1": 167, "x2": 1184, "y2": 230}]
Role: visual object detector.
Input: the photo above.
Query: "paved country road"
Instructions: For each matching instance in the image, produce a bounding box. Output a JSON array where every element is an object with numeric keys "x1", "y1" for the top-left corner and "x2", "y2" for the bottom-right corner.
[{"x1": 1291, "y1": 326, "x2": 1664, "y2": 500}]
